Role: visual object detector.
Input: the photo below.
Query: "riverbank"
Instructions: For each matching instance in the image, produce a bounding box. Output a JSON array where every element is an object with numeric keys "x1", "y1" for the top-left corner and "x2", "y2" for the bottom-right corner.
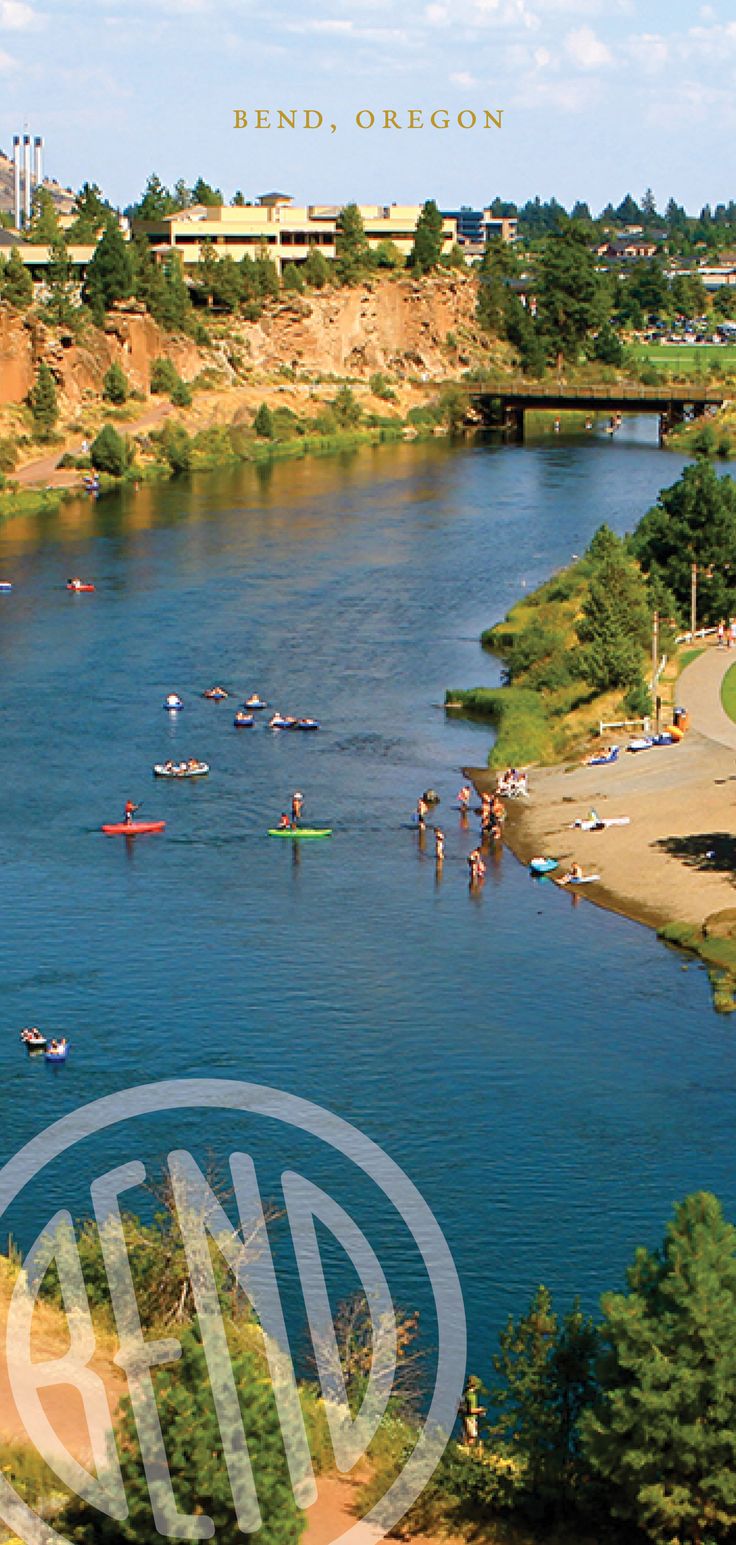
[{"x1": 468, "y1": 643, "x2": 736, "y2": 1011}]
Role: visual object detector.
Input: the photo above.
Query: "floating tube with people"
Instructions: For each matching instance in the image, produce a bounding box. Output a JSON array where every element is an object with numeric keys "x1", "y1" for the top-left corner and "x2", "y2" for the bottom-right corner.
[
  {"x1": 164, "y1": 695, "x2": 183, "y2": 711},
  {"x1": 234, "y1": 712, "x2": 255, "y2": 727},
  {"x1": 45, "y1": 1043, "x2": 69, "y2": 1063}
]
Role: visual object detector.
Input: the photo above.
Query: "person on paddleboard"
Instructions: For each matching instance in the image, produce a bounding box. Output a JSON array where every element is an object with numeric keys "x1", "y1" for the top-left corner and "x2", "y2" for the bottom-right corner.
[
  {"x1": 291, "y1": 791, "x2": 304, "y2": 825},
  {"x1": 123, "y1": 800, "x2": 140, "y2": 826},
  {"x1": 277, "y1": 812, "x2": 292, "y2": 830}
]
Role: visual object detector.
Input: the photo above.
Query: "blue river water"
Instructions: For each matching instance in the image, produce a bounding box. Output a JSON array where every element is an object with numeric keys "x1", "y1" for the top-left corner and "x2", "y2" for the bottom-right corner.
[{"x1": 0, "y1": 420, "x2": 733, "y2": 1382}]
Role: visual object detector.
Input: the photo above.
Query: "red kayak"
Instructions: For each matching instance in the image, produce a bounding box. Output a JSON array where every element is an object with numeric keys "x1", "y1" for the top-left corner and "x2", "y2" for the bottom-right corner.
[
  {"x1": 67, "y1": 582, "x2": 95, "y2": 593},
  {"x1": 101, "y1": 820, "x2": 166, "y2": 836}
]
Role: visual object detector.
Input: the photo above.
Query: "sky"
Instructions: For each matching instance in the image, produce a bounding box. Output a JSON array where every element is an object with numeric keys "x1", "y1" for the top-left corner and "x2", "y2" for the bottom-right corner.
[{"x1": 0, "y1": 0, "x2": 733, "y2": 213}]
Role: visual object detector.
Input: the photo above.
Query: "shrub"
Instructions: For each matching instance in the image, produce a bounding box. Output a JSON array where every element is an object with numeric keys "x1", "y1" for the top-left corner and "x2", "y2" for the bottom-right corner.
[
  {"x1": 369, "y1": 371, "x2": 396, "y2": 401},
  {"x1": 0, "y1": 436, "x2": 18, "y2": 472},
  {"x1": 149, "y1": 356, "x2": 179, "y2": 394},
  {"x1": 254, "y1": 402, "x2": 275, "y2": 439},
  {"x1": 282, "y1": 263, "x2": 305, "y2": 294},
  {"x1": 170, "y1": 377, "x2": 192, "y2": 408},
  {"x1": 90, "y1": 423, "x2": 128, "y2": 476},
  {"x1": 158, "y1": 422, "x2": 192, "y2": 473},
  {"x1": 102, "y1": 361, "x2": 129, "y2": 405}
]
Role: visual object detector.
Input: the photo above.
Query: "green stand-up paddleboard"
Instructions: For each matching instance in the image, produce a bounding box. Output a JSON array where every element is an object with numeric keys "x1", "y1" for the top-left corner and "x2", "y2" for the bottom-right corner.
[{"x1": 268, "y1": 827, "x2": 332, "y2": 839}]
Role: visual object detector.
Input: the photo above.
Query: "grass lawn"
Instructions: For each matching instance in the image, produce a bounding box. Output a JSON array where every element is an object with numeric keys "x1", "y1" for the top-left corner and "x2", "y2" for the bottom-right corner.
[
  {"x1": 721, "y1": 660, "x2": 736, "y2": 724},
  {"x1": 631, "y1": 343, "x2": 736, "y2": 372},
  {"x1": 679, "y1": 646, "x2": 706, "y2": 674}
]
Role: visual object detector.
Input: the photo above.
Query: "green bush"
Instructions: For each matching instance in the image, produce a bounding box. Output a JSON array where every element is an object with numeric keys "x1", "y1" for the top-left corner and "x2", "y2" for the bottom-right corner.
[
  {"x1": 170, "y1": 377, "x2": 192, "y2": 408},
  {"x1": 102, "y1": 360, "x2": 129, "y2": 404},
  {"x1": 90, "y1": 423, "x2": 128, "y2": 476},
  {"x1": 150, "y1": 356, "x2": 179, "y2": 394},
  {"x1": 0, "y1": 436, "x2": 18, "y2": 472},
  {"x1": 158, "y1": 422, "x2": 192, "y2": 473},
  {"x1": 369, "y1": 371, "x2": 396, "y2": 401}
]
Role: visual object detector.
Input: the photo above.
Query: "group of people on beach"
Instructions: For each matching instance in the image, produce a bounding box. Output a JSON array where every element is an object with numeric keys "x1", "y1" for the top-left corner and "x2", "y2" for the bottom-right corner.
[{"x1": 413, "y1": 775, "x2": 523, "y2": 887}]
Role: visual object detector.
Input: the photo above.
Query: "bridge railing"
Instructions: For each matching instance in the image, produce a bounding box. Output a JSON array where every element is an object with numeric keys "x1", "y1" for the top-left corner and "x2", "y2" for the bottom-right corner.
[{"x1": 468, "y1": 379, "x2": 726, "y2": 404}]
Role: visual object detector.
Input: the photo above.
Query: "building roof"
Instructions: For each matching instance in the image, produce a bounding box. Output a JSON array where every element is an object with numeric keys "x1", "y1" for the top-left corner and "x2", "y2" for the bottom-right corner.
[
  {"x1": 258, "y1": 192, "x2": 292, "y2": 206},
  {"x1": 0, "y1": 226, "x2": 23, "y2": 247}
]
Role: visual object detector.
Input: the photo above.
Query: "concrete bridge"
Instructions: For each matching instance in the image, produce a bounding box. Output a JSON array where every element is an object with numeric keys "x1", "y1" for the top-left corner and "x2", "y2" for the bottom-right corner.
[{"x1": 468, "y1": 380, "x2": 727, "y2": 445}]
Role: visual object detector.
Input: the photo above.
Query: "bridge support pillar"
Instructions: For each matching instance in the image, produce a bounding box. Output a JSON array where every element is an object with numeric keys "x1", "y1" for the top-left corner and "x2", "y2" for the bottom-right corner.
[
  {"x1": 659, "y1": 405, "x2": 685, "y2": 446},
  {"x1": 503, "y1": 405, "x2": 524, "y2": 442}
]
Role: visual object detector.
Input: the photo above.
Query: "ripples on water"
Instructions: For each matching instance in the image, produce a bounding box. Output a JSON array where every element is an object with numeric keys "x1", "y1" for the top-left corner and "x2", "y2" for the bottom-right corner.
[{"x1": 1, "y1": 423, "x2": 733, "y2": 1369}]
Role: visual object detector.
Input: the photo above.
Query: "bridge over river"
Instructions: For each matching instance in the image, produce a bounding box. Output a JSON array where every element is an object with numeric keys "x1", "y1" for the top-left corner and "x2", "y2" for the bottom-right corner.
[{"x1": 468, "y1": 380, "x2": 728, "y2": 444}]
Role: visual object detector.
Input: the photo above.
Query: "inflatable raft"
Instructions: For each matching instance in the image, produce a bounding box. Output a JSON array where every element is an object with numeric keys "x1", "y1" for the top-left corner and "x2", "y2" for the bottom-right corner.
[
  {"x1": 530, "y1": 856, "x2": 558, "y2": 875},
  {"x1": 45, "y1": 1044, "x2": 69, "y2": 1063}
]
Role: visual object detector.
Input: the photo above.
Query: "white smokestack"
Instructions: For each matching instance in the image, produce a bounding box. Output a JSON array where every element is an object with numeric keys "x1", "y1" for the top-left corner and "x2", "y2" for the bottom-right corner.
[
  {"x1": 33, "y1": 136, "x2": 43, "y2": 192},
  {"x1": 22, "y1": 135, "x2": 31, "y2": 226},
  {"x1": 12, "y1": 136, "x2": 21, "y2": 230}
]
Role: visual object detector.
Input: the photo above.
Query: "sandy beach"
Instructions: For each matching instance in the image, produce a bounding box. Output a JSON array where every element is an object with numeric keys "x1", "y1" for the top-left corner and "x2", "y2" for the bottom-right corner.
[{"x1": 470, "y1": 644, "x2": 736, "y2": 936}]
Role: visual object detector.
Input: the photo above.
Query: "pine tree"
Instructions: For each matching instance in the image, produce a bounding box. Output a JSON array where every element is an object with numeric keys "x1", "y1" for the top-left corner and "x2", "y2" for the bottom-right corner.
[
  {"x1": 67, "y1": 182, "x2": 110, "y2": 243},
  {"x1": 582, "y1": 1193, "x2": 736, "y2": 1543},
  {"x1": 83, "y1": 221, "x2": 134, "y2": 319},
  {"x1": 254, "y1": 403, "x2": 274, "y2": 438},
  {"x1": 335, "y1": 203, "x2": 371, "y2": 284},
  {"x1": 283, "y1": 263, "x2": 305, "y2": 294},
  {"x1": 490, "y1": 1285, "x2": 597, "y2": 1512},
  {"x1": 1, "y1": 247, "x2": 34, "y2": 309},
  {"x1": 192, "y1": 176, "x2": 223, "y2": 208},
  {"x1": 537, "y1": 224, "x2": 602, "y2": 366},
  {"x1": 61, "y1": 1329, "x2": 304, "y2": 1545},
  {"x1": 28, "y1": 187, "x2": 61, "y2": 243},
  {"x1": 90, "y1": 423, "x2": 128, "y2": 476},
  {"x1": 409, "y1": 200, "x2": 445, "y2": 273},
  {"x1": 253, "y1": 252, "x2": 280, "y2": 299},
  {"x1": 28, "y1": 361, "x2": 59, "y2": 439},
  {"x1": 45, "y1": 229, "x2": 74, "y2": 326},
  {"x1": 102, "y1": 361, "x2": 129, "y2": 404},
  {"x1": 632, "y1": 460, "x2": 736, "y2": 623},
  {"x1": 134, "y1": 173, "x2": 176, "y2": 221},
  {"x1": 302, "y1": 248, "x2": 330, "y2": 288},
  {"x1": 576, "y1": 531, "x2": 652, "y2": 690}
]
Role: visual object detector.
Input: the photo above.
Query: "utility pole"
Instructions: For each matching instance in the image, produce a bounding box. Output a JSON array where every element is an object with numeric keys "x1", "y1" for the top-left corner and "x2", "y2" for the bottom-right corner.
[
  {"x1": 652, "y1": 609, "x2": 660, "y2": 732},
  {"x1": 691, "y1": 562, "x2": 697, "y2": 641}
]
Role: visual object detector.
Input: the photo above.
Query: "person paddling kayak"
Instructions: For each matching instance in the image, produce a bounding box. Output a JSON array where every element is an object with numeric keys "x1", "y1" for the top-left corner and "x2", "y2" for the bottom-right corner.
[{"x1": 123, "y1": 800, "x2": 140, "y2": 826}]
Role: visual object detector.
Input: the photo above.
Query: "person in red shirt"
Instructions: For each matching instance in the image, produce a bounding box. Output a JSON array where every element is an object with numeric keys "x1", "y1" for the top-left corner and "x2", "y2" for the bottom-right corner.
[{"x1": 123, "y1": 800, "x2": 140, "y2": 825}]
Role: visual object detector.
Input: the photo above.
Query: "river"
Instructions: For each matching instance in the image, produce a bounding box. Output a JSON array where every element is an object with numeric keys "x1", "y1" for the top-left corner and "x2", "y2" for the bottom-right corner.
[{"x1": 1, "y1": 419, "x2": 733, "y2": 1381}]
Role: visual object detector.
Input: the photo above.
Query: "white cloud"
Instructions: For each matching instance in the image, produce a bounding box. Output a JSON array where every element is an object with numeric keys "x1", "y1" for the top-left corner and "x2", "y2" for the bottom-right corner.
[
  {"x1": 626, "y1": 32, "x2": 669, "y2": 73},
  {"x1": 449, "y1": 69, "x2": 479, "y2": 85},
  {"x1": 0, "y1": 1, "x2": 37, "y2": 30},
  {"x1": 565, "y1": 23, "x2": 613, "y2": 67}
]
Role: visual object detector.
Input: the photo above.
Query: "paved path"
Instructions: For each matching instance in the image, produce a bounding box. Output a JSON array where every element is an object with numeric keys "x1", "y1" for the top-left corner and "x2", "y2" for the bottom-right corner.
[
  {"x1": 13, "y1": 404, "x2": 173, "y2": 488},
  {"x1": 677, "y1": 642, "x2": 736, "y2": 751}
]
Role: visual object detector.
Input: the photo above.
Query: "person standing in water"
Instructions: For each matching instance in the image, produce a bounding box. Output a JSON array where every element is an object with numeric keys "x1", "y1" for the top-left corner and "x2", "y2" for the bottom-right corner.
[
  {"x1": 416, "y1": 796, "x2": 429, "y2": 830},
  {"x1": 434, "y1": 828, "x2": 445, "y2": 863}
]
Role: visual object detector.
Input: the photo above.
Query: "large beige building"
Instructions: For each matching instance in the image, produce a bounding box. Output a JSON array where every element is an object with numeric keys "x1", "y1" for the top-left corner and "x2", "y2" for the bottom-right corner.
[{"x1": 135, "y1": 194, "x2": 517, "y2": 272}]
